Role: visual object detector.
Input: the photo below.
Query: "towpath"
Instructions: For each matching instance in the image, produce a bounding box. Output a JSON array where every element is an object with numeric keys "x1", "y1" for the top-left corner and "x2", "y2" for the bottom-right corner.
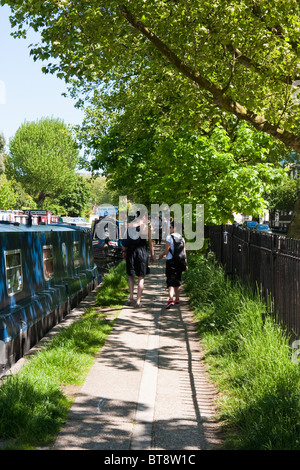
[{"x1": 52, "y1": 248, "x2": 223, "y2": 451}]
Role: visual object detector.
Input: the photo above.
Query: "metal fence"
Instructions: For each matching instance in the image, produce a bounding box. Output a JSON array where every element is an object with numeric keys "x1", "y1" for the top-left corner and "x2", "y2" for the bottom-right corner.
[{"x1": 205, "y1": 225, "x2": 300, "y2": 337}]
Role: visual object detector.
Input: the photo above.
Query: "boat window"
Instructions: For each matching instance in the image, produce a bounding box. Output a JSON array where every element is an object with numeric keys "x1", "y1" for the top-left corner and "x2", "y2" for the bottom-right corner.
[
  {"x1": 43, "y1": 245, "x2": 54, "y2": 280},
  {"x1": 5, "y1": 249, "x2": 23, "y2": 296},
  {"x1": 62, "y1": 242, "x2": 67, "y2": 271},
  {"x1": 73, "y1": 241, "x2": 80, "y2": 269}
]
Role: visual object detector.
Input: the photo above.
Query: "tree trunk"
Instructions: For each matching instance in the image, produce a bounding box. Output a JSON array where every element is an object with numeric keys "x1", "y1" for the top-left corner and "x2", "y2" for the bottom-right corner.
[{"x1": 37, "y1": 191, "x2": 47, "y2": 209}]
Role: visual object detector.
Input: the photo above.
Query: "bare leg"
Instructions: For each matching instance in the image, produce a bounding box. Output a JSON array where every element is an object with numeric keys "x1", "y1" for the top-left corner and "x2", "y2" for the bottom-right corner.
[
  {"x1": 136, "y1": 276, "x2": 145, "y2": 306},
  {"x1": 168, "y1": 286, "x2": 175, "y2": 300},
  {"x1": 128, "y1": 275, "x2": 135, "y2": 300},
  {"x1": 175, "y1": 286, "x2": 181, "y2": 301}
]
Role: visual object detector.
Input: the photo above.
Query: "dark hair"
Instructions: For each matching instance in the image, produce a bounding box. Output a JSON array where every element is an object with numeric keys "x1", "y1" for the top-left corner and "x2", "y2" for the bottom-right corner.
[{"x1": 170, "y1": 218, "x2": 184, "y2": 232}]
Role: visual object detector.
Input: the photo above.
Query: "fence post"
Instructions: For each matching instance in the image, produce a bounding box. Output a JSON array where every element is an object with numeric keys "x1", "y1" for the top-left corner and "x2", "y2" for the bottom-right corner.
[
  {"x1": 220, "y1": 224, "x2": 223, "y2": 265},
  {"x1": 248, "y1": 227, "x2": 251, "y2": 285},
  {"x1": 271, "y1": 234, "x2": 280, "y2": 320}
]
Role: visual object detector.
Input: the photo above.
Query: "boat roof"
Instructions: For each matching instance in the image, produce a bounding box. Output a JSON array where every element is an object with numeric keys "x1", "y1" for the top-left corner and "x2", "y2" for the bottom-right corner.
[{"x1": 0, "y1": 222, "x2": 90, "y2": 233}]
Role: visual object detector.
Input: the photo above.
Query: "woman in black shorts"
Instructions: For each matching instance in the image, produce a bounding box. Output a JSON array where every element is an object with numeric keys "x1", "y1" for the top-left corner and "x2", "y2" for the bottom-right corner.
[{"x1": 158, "y1": 219, "x2": 187, "y2": 309}]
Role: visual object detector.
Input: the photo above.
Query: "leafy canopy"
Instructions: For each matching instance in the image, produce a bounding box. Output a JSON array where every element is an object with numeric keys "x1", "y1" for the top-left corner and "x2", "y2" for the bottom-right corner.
[
  {"x1": 76, "y1": 82, "x2": 285, "y2": 223},
  {"x1": 6, "y1": 117, "x2": 79, "y2": 208},
  {"x1": 2, "y1": 0, "x2": 300, "y2": 150},
  {"x1": 2, "y1": 0, "x2": 299, "y2": 223}
]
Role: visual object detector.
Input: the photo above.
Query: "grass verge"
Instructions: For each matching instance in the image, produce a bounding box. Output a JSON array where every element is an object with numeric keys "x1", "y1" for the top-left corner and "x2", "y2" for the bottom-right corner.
[
  {"x1": 184, "y1": 252, "x2": 300, "y2": 450},
  {"x1": 0, "y1": 261, "x2": 128, "y2": 449}
]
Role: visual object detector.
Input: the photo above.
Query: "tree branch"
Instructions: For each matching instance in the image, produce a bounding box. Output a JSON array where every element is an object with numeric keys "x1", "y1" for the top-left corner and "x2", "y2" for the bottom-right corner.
[
  {"x1": 224, "y1": 44, "x2": 294, "y2": 85},
  {"x1": 119, "y1": 4, "x2": 300, "y2": 152},
  {"x1": 222, "y1": 49, "x2": 237, "y2": 93}
]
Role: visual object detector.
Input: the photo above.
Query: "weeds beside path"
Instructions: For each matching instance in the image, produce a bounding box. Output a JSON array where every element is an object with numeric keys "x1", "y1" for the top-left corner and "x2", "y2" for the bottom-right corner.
[
  {"x1": 0, "y1": 262, "x2": 128, "y2": 450},
  {"x1": 184, "y1": 252, "x2": 300, "y2": 450}
]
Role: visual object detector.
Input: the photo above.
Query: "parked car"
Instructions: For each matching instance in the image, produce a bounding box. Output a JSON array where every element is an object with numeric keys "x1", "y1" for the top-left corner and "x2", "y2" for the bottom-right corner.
[
  {"x1": 253, "y1": 224, "x2": 272, "y2": 234},
  {"x1": 242, "y1": 221, "x2": 258, "y2": 230}
]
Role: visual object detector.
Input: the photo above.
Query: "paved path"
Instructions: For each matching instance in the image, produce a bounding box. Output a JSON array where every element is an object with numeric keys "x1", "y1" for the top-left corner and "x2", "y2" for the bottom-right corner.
[{"x1": 53, "y1": 252, "x2": 223, "y2": 451}]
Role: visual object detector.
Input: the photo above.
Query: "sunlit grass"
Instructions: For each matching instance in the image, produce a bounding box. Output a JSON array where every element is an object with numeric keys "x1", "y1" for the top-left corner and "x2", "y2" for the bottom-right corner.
[
  {"x1": 184, "y1": 252, "x2": 300, "y2": 450},
  {"x1": 0, "y1": 261, "x2": 128, "y2": 449},
  {"x1": 95, "y1": 261, "x2": 129, "y2": 307}
]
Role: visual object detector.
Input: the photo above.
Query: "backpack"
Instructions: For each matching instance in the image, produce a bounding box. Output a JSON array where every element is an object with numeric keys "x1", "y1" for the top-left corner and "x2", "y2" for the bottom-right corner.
[{"x1": 169, "y1": 234, "x2": 187, "y2": 271}]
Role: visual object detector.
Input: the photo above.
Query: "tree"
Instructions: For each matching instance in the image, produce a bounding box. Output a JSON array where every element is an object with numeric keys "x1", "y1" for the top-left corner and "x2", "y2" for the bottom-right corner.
[
  {"x1": 0, "y1": 174, "x2": 16, "y2": 209},
  {"x1": 0, "y1": 132, "x2": 37, "y2": 209},
  {"x1": 57, "y1": 173, "x2": 91, "y2": 217},
  {"x1": 77, "y1": 87, "x2": 285, "y2": 223},
  {"x1": 13, "y1": 180, "x2": 37, "y2": 209},
  {"x1": 3, "y1": 1, "x2": 300, "y2": 228},
  {"x1": 267, "y1": 176, "x2": 300, "y2": 214},
  {"x1": 6, "y1": 117, "x2": 79, "y2": 208},
  {"x1": 89, "y1": 176, "x2": 119, "y2": 206},
  {"x1": 2, "y1": 0, "x2": 300, "y2": 149}
]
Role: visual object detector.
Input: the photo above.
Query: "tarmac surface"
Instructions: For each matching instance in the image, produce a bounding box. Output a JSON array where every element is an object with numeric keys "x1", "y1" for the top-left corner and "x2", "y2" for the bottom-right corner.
[{"x1": 52, "y1": 249, "x2": 223, "y2": 451}]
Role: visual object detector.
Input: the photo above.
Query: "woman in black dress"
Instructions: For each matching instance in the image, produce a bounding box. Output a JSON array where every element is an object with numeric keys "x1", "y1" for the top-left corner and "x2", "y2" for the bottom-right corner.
[{"x1": 122, "y1": 212, "x2": 154, "y2": 307}]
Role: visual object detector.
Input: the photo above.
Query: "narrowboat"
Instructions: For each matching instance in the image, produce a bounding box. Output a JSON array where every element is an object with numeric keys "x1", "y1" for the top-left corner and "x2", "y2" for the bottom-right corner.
[
  {"x1": 0, "y1": 221, "x2": 99, "y2": 376},
  {"x1": 92, "y1": 215, "x2": 124, "y2": 254}
]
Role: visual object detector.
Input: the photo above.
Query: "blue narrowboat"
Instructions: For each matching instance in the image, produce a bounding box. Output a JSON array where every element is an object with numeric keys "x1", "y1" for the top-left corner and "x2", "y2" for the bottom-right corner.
[
  {"x1": 92, "y1": 216, "x2": 124, "y2": 252},
  {"x1": 0, "y1": 222, "x2": 99, "y2": 376}
]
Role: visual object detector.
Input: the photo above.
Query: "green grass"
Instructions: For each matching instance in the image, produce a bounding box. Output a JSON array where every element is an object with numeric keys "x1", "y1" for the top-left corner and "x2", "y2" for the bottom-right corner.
[
  {"x1": 184, "y1": 252, "x2": 300, "y2": 450},
  {"x1": 0, "y1": 261, "x2": 128, "y2": 449},
  {"x1": 95, "y1": 261, "x2": 129, "y2": 307}
]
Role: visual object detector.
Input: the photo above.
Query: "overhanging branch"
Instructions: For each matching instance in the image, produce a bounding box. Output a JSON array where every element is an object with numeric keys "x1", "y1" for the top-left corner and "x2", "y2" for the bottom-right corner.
[{"x1": 119, "y1": 4, "x2": 300, "y2": 152}]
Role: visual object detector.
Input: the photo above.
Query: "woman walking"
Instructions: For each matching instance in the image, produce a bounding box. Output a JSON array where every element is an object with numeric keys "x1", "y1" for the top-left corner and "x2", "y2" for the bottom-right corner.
[
  {"x1": 158, "y1": 219, "x2": 187, "y2": 309},
  {"x1": 122, "y1": 211, "x2": 154, "y2": 308}
]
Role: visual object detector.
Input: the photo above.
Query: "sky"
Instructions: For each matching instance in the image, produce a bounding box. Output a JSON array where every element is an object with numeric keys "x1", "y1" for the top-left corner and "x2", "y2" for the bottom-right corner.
[{"x1": 0, "y1": 5, "x2": 85, "y2": 148}]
